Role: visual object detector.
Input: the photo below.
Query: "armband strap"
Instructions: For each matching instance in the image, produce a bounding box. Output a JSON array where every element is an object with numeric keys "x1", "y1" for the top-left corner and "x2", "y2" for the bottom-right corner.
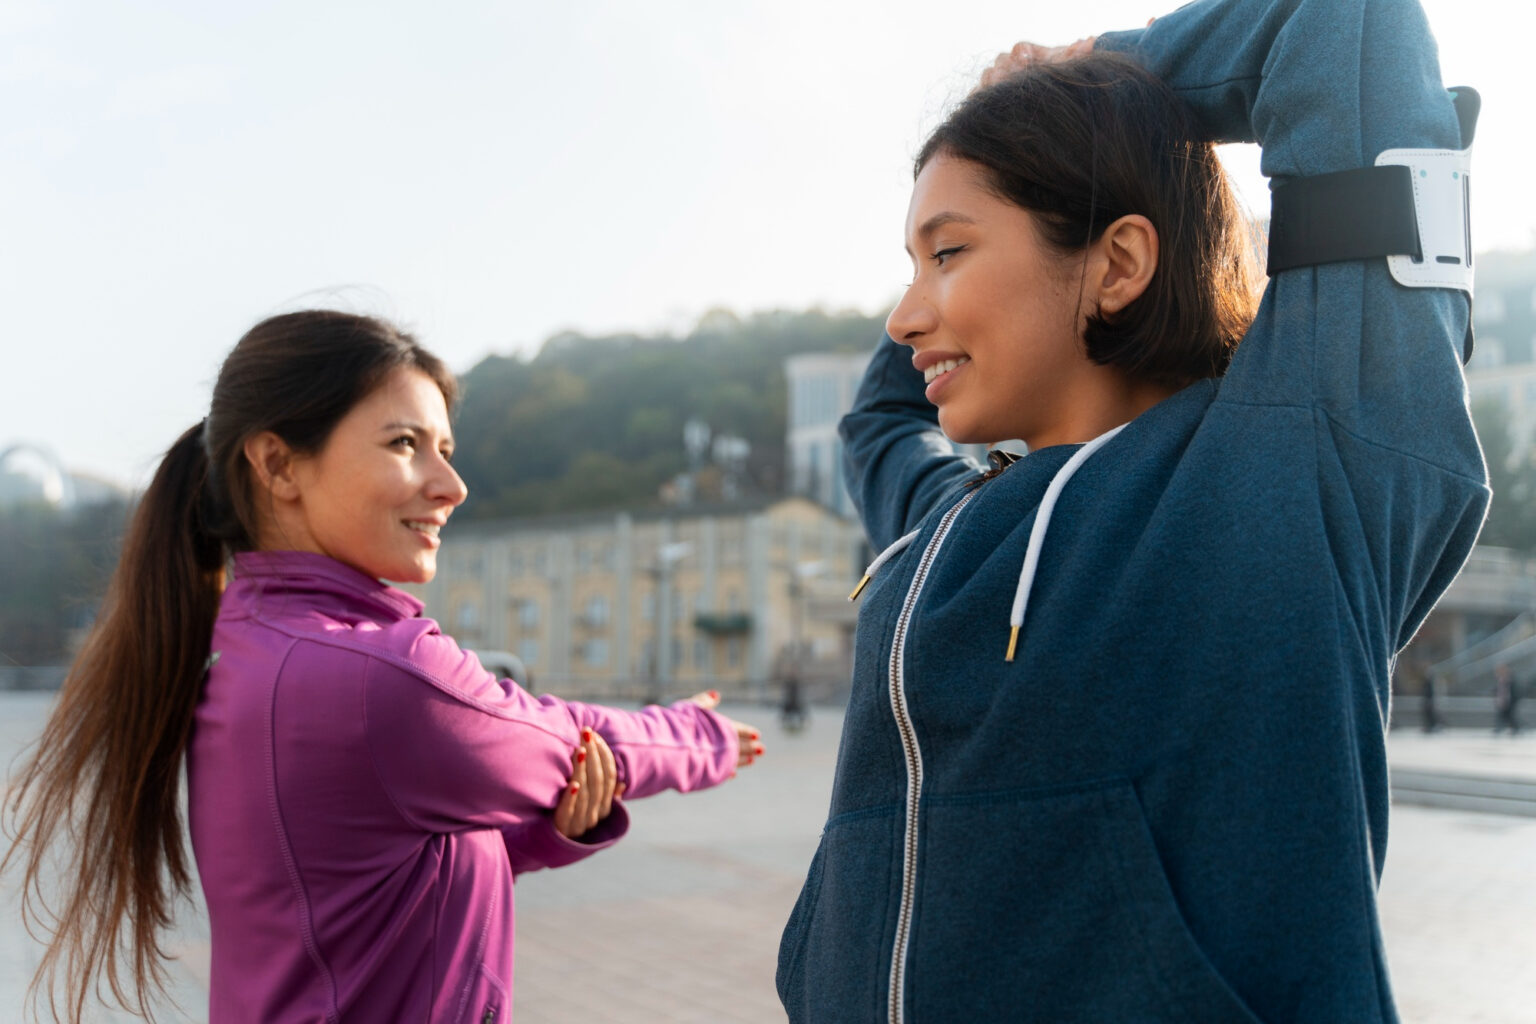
[{"x1": 1265, "y1": 87, "x2": 1480, "y2": 363}]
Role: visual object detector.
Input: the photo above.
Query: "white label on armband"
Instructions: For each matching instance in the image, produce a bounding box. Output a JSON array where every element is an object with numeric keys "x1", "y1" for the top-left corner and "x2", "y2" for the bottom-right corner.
[{"x1": 1376, "y1": 145, "x2": 1473, "y2": 295}]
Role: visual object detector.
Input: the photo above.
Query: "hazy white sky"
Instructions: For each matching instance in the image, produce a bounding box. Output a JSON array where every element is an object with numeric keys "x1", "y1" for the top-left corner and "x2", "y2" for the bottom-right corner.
[{"x1": 2, "y1": 0, "x2": 1528, "y2": 488}]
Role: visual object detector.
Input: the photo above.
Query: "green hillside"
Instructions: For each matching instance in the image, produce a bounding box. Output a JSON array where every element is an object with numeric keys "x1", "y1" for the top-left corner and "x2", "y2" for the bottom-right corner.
[{"x1": 451, "y1": 307, "x2": 884, "y2": 520}]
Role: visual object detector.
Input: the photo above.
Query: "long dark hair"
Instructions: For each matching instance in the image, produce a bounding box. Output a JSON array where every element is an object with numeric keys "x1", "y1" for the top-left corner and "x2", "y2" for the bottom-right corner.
[
  {"x1": 918, "y1": 52, "x2": 1260, "y2": 386},
  {"x1": 2, "y1": 310, "x2": 457, "y2": 1022}
]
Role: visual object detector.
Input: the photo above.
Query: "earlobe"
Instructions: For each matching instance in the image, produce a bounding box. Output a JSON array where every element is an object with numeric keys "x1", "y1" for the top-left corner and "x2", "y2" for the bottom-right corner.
[
  {"x1": 1095, "y1": 215, "x2": 1159, "y2": 315},
  {"x1": 242, "y1": 432, "x2": 301, "y2": 502}
]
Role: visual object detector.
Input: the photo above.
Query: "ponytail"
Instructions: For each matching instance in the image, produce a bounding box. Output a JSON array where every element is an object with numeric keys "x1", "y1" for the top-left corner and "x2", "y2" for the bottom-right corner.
[{"x1": 3, "y1": 422, "x2": 225, "y2": 1023}]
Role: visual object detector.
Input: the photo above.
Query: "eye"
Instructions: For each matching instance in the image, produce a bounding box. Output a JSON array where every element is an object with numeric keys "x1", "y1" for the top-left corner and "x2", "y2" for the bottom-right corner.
[
  {"x1": 930, "y1": 245, "x2": 966, "y2": 266},
  {"x1": 390, "y1": 434, "x2": 417, "y2": 451},
  {"x1": 440, "y1": 446, "x2": 455, "y2": 464}
]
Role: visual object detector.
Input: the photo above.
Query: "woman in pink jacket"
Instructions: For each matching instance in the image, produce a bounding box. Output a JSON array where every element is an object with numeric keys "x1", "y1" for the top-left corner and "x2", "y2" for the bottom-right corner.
[{"x1": 5, "y1": 310, "x2": 759, "y2": 1022}]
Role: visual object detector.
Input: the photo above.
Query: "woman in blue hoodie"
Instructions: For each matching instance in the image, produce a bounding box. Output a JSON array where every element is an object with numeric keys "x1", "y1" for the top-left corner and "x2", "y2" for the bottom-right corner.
[{"x1": 776, "y1": 0, "x2": 1486, "y2": 1020}]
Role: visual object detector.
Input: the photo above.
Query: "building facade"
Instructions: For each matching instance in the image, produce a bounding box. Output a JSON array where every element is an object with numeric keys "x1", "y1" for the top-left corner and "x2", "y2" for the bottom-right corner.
[{"x1": 407, "y1": 497, "x2": 866, "y2": 702}]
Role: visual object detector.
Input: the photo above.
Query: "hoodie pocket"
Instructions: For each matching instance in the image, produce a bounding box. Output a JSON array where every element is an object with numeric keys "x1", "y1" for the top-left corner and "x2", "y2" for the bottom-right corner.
[
  {"x1": 776, "y1": 840, "x2": 826, "y2": 1003},
  {"x1": 777, "y1": 808, "x2": 900, "y2": 1022},
  {"x1": 911, "y1": 779, "x2": 1263, "y2": 1023}
]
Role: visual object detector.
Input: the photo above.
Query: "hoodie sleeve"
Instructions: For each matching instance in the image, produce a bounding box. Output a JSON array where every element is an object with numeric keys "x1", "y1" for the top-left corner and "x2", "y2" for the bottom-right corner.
[
  {"x1": 840, "y1": 334, "x2": 984, "y2": 551},
  {"x1": 362, "y1": 621, "x2": 736, "y2": 869},
  {"x1": 1098, "y1": 0, "x2": 1488, "y2": 650}
]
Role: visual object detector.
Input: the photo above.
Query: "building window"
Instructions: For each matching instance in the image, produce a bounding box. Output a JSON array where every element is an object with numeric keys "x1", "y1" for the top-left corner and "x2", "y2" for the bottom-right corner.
[
  {"x1": 694, "y1": 638, "x2": 711, "y2": 672},
  {"x1": 727, "y1": 636, "x2": 742, "y2": 667},
  {"x1": 641, "y1": 591, "x2": 655, "y2": 621},
  {"x1": 456, "y1": 601, "x2": 480, "y2": 631},
  {"x1": 583, "y1": 638, "x2": 608, "y2": 666},
  {"x1": 584, "y1": 594, "x2": 609, "y2": 627},
  {"x1": 518, "y1": 600, "x2": 540, "y2": 629}
]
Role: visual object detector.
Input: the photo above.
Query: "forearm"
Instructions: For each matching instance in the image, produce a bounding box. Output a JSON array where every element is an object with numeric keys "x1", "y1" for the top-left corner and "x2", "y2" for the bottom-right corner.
[{"x1": 840, "y1": 334, "x2": 978, "y2": 549}]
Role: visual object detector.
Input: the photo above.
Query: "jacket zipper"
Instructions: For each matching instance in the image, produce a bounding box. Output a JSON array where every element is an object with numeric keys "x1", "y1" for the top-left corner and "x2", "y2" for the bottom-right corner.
[{"x1": 887, "y1": 490, "x2": 975, "y2": 1024}]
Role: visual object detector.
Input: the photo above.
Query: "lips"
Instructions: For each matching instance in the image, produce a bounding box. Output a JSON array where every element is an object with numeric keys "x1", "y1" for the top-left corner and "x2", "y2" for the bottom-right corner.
[
  {"x1": 923, "y1": 356, "x2": 971, "y2": 384},
  {"x1": 403, "y1": 520, "x2": 442, "y2": 539}
]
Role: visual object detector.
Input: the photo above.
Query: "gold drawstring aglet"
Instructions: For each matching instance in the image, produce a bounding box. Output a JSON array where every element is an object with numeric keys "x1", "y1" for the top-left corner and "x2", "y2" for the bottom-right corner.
[
  {"x1": 848, "y1": 575, "x2": 871, "y2": 601},
  {"x1": 1005, "y1": 625, "x2": 1020, "y2": 663}
]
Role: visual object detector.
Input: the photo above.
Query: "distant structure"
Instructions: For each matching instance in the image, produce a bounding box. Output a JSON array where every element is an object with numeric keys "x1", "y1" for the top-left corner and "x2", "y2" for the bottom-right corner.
[
  {"x1": 785, "y1": 352, "x2": 871, "y2": 518},
  {"x1": 407, "y1": 497, "x2": 865, "y2": 701},
  {"x1": 1466, "y1": 248, "x2": 1536, "y2": 458},
  {"x1": 0, "y1": 442, "x2": 76, "y2": 509},
  {"x1": 0, "y1": 442, "x2": 131, "y2": 512}
]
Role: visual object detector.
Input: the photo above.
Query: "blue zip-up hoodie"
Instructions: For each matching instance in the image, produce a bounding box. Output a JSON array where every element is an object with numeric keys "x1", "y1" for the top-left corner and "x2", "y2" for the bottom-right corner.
[{"x1": 776, "y1": 1, "x2": 1488, "y2": 1021}]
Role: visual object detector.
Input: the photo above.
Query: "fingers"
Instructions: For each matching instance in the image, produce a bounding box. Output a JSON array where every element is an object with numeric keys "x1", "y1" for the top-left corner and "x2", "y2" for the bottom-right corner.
[
  {"x1": 977, "y1": 36, "x2": 1097, "y2": 91},
  {"x1": 724, "y1": 717, "x2": 764, "y2": 770},
  {"x1": 688, "y1": 689, "x2": 721, "y2": 710},
  {"x1": 552, "y1": 745, "x2": 584, "y2": 838},
  {"x1": 588, "y1": 729, "x2": 619, "y2": 820}
]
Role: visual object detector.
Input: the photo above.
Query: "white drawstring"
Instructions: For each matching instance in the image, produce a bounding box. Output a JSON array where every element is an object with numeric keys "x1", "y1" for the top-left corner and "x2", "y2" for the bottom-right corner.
[
  {"x1": 849, "y1": 528, "x2": 922, "y2": 601},
  {"x1": 1006, "y1": 423, "x2": 1127, "y2": 661}
]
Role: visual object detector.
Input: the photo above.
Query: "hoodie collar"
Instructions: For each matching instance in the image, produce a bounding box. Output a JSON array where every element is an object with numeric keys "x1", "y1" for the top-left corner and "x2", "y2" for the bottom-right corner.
[{"x1": 229, "y1": 550, "x2": 424, "y2": 621}]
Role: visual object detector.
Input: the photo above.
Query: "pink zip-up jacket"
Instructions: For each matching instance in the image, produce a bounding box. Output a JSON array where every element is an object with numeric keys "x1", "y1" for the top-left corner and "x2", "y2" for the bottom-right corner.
[{"x1": 188, "y1": 550, "x2": 739, "y2": 1022}]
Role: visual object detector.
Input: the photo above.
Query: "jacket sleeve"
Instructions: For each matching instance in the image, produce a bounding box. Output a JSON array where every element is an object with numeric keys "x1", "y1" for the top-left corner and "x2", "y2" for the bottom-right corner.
[
  {"x1": 840, "y1": 334, "x2": 983, "y2": 550},
  {"x1": 1098, "y1": 0, "x2": 1488, "y2": 649},
  {"x1": 363, "y1": 621, "x2": 736, "y2": 870}
]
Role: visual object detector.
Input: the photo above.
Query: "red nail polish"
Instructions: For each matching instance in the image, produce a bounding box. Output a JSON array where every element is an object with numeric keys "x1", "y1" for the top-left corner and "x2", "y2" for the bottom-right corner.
[
  {"x1": 753, "y1": 743, "x2": 765, "y2": 756},
  {"x1": 582, "y1": 728, "x2": 593, "y2": 743},
  {"x1": 576, "y1": 749, "x2": 587, "y2": 763},
  {"x1": 708, "y1": 690, "x2": 719, "y2": 701},
  {"x1": 568, "y1": 782, "x2": 580, "y2": 794},
  {"x1": 749, "y1": 730, "x2": 760, "y2": 741}
]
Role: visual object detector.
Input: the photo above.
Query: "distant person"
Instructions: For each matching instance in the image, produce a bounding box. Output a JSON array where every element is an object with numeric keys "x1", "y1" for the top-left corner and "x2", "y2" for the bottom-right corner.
[
  {"x1": 3, "y1": 311, "x2": 763, "y2": 1022},
  {"x1": 1424, "y1": 670, "x2": 1444, "y2": 733},
  {"x1": 1494, "y1": 663, "x2": 1522, "y2": 735},
  {"x1": 781, "y1": 673, "x2": 808, "y2": 732},
  {"x1": 777, "y1": 1, "x2": 1487, "y2": 1020}
]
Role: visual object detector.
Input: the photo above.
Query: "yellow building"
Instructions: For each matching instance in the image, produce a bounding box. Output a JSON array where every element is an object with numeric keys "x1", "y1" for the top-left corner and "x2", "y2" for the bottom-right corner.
[{"x1": 407, "y1": 497, "x2": 866, "y2": 702}]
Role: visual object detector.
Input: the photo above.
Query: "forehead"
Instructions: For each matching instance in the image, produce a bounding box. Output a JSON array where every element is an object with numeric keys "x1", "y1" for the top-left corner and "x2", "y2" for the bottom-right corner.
[
  {"x1": 352, "y1": 368, "x2": 452, "y2": 429},
  {"x1": 905, "y1": 154, "x2": 1011, "y2": 239}
]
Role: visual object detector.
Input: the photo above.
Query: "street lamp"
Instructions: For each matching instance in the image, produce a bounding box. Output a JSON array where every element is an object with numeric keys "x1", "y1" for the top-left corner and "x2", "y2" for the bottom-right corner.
[{"x1": 646, "y1": 541, "x2": 693, "y2": 703}]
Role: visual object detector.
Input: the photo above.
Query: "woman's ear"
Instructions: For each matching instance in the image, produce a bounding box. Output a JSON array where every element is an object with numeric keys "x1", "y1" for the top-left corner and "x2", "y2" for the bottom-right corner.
[
  {"x1": 1093, "y1": 214, "x2": 1159, "y2": 315},
  {"x1": 242, "y1": 432, "x2": 301, "y2": 502}
]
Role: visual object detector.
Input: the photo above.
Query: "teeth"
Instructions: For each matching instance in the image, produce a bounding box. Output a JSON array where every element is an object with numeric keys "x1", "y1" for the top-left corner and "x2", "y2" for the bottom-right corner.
[
  {"x1": 923, "y1": 356, "x2": 971, "y2": 384},
  {"x1": 405, "y1": 521, "x2": 441, "y2": 537}
]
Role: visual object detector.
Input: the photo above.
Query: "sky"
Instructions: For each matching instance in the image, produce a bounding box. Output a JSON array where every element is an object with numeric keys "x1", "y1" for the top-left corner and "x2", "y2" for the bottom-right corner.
[{"x1": 2, "y1": 0, "x2": 1530, "y2": 489}]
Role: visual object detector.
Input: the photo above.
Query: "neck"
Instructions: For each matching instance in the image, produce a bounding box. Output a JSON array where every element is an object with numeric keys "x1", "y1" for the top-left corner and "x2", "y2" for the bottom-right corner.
[{"x1": 1025, "y1": 367, "x2": 1179, "y2": 450}]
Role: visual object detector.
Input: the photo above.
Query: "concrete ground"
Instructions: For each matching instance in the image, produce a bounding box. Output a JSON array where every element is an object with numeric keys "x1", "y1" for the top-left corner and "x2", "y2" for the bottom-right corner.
[{"x1": 3, "y1": 692, "x2": 1534, "y2": 1023}]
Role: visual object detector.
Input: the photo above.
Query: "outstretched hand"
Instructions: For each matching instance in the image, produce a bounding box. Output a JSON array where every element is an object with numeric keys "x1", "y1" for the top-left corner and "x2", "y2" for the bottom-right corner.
[
  {"x1": 977, "y1": 36, "x2": 1098, "y2": 91},
  {"x1": 689, "y1": 690, "x2": 764, "y2": 770},
  {"x1": 553, "y1": 728, "x2": 625, "y2": 839}
]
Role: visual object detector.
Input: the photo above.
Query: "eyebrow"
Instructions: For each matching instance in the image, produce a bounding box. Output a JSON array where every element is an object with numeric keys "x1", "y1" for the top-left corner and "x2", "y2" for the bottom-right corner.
[
  {"x1": 381, "y1": 421, "x2": 454, "y2": 445},
  {"x1": 905, "y1": 211, "x2": 978, "y2": 256}
]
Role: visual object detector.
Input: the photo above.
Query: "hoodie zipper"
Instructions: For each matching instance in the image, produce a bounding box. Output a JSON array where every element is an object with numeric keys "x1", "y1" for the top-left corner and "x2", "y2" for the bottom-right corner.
[{"x1": 887, "y1": 489, "x2": 975, "y2": 1024}]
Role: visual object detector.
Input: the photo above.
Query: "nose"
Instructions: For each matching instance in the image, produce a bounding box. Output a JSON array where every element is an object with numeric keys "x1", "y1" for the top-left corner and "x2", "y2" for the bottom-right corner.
[
  {"x1": 431, "y1": 456, "x2": 469, "y2": 507},
  {"x1": 885, "y1": 284, "x2": 936, "y2": 345}
]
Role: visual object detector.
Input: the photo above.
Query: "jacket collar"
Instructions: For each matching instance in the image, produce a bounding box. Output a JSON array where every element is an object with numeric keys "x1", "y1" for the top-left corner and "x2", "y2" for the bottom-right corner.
[{"x1": 229, "y1": 550, "x2": 424, "y2": 621}]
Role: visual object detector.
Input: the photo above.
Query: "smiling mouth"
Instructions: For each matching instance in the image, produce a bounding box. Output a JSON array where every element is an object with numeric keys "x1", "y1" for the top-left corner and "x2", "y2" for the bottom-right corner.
[
  {"x1": 923, "y1": 356, "x2": 970, "y2": 384},
  {"x1": 404, "y1": 520, "x2": 441, "y2": 538}
]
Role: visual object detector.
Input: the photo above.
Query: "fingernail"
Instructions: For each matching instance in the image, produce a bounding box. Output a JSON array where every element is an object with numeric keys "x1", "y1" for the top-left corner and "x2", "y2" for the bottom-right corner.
[
  {"x1": 753, "y1": 743, "x2": 765, "y2": 756},
  {"x1": 568, "y1": 782, "x2": 580, "y2": 794},
  {"x1": 749, "y1": 730, "x2": 760, "y2": 741},
  {"x1": 576, "y1": 749, "x2": 587, "y2": 763},
  {"x1": 582, "y1": 728, "x2": 593, "y2": 742},
  {"x1": 707, "y1": 690, "x2": 719, "y2": 701}
]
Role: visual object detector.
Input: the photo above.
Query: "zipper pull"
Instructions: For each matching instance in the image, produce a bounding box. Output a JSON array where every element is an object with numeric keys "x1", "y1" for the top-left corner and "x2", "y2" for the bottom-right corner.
[{"x1": 848, "y1": 574, "x2": 872, "y2": 601}]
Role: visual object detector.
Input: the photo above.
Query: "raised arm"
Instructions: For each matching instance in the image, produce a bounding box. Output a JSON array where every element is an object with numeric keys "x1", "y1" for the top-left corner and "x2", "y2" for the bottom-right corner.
[{"x1": 840, "y1": 334, "x2": 982, "y2": 550}]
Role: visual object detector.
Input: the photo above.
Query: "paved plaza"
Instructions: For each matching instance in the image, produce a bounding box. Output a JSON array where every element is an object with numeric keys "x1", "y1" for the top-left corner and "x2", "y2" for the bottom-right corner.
[{"x1": 3, "y1": 691, "x2": 1534, "y2": 1022}]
